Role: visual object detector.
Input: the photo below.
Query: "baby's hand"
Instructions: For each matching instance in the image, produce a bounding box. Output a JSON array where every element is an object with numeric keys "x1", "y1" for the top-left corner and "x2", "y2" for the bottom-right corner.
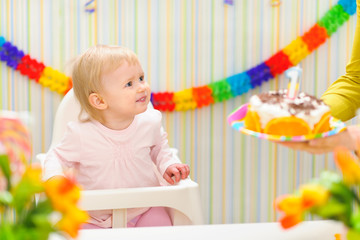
[{"x1": 163, "y1": 163, "x2": 190, "y2": 185}]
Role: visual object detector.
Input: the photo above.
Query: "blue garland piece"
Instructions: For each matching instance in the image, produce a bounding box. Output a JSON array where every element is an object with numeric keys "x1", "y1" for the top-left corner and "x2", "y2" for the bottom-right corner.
[
  {"x1": 338, "y1": 0, "x2": 357, "y2": 15},
  {"x1": 0, "y1": 36, "x2": 5, "y2": 47},
  {"x1": 226, "y1": 72, "x2": 252, "y2": 96},
  {"x1": 246, "y1": 63, "x2": 273, "y2": 88},
  {"x1": 0, "y1": 42, "x2": 24, "y2": 69}
]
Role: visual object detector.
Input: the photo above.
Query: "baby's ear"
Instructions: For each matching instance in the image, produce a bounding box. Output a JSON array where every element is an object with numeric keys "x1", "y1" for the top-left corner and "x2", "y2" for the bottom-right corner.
[{"x1": 88, "y1": 93, "x2": 107, "y2": 110}]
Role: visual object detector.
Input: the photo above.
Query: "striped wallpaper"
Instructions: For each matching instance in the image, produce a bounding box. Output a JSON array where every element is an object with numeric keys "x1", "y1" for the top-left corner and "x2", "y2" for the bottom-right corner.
[{"x1": 0, "y1": 0, "x2": 358, "y2": 225}]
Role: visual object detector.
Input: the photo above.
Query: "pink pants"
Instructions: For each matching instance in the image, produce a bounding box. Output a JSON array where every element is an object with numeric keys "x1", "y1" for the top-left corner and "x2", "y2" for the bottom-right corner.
[{"x1": 82, "y1": 207, "x2": 172, "y2": 229}]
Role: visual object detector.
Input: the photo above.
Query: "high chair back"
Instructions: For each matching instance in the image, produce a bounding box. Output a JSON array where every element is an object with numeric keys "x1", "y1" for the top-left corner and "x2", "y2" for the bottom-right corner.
[{"x1": 36, "y1": 89, "x2": 204, "y2": 228}]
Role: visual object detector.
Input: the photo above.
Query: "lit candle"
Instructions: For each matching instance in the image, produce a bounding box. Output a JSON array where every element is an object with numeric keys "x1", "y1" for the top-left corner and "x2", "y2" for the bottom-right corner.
[{"x1": 285, "y1": 66, "x2": 302, "y2": 100}]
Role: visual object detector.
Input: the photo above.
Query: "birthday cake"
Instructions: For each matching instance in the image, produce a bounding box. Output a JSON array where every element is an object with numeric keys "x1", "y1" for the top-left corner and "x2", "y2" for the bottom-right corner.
[{"x1": 244, "y1": 90, "x2": 331, "y2": 136}]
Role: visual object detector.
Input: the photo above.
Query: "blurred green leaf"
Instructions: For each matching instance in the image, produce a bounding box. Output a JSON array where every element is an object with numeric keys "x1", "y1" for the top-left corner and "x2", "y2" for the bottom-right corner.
[
  {"x1": 0, "y1": 223, "x2": 16, "y2": 240},
  {"x1": 317, "y1": 171, "x2": 342, "y2": 189},
  {"x1": 23, "y1": 200, "x2": 54, "y2": 228},
  {"x1": 15, "y1": 226, "x2": 51, "y2": 240},
  {"x1": 351, "y1": 211, "x2": 360, "y2": 231},
  {"x1": 0, "y1": 200, "x2": 56, "y2": 240},
  {"x1": 313, "y1": 199, "x2": 349, "y2": 218},
  {"x1": 347, "y1": 228, "x2": 360, "y2": 240},
  {"x1": 12, "y1": 177, "x2": 44, "y2": 214},
  {"x1": 0, "y1": 191, "x2": 13, "y2": 205},
  {"x1": 0, "y1": 154, "x2": 11, "y2": 189},
  {"x1": 329, "y1": 182, "x2": 354, "y2": 203}
]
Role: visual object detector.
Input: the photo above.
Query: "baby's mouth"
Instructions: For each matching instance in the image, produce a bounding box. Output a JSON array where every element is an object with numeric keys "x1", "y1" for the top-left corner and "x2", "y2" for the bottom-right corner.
[{"x1": 136, "y1": 96, "x2": 147, "y2": 102}]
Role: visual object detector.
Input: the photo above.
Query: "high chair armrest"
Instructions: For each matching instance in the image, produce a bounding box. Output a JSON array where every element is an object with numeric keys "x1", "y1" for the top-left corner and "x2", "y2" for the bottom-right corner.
[
  {"x1": 80, "y1": 178, "x2": 199, "y2": 210},
  {"x1": 35, "y1": 153, "x2": 46, "y2": 167},
  {"x1": 80, "y1": 178, "x2": 203, "y2": 227}
]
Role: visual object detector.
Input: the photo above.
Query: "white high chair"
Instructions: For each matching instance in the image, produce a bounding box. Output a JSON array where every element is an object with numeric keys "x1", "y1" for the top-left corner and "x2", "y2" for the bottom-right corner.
[{"x1": 36, "y1": 89, "x2": 204, "y2": 228}]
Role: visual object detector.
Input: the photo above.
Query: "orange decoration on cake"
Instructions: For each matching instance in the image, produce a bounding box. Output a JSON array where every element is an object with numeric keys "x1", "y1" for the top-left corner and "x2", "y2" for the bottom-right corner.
[
  {"x1": 244, "y1": 106, "x2": 261, "y2": 132},
  {"x1": 264, "y1": 116, "x2": 311, "y2": 136},
  {"x1": 313, "y1": 111, "x2": 331, "y2": 134}
]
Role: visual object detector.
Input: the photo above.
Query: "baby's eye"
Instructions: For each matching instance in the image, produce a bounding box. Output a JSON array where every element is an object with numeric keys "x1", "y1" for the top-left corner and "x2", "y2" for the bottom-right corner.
[
  {"x1": 139, "y1": 76, "x2": 144, "y2": 82},
  {"x1": 126, "y1": 81, "x2": 132, "y2": 87}
]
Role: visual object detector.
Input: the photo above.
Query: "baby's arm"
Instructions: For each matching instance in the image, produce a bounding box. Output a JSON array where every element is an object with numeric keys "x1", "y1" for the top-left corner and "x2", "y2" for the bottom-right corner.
[
  {"x1": 148, "y1": 110, "x2": 190, "y2": 184},
  {"x1": 150, "y1": 125, "x2": 190, "y2": 185}
]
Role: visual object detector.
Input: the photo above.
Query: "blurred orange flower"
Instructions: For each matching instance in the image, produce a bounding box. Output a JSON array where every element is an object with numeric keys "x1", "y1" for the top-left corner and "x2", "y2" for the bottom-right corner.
[
  {"x1": 275, "y1": 184, "x2": 329, "y2": 229},
  {"x1": 275, "y1": 146, "x2": 360, "y2": 240},
  {"x1": 45, "y1": 176, "x2": 88, "y2": 237},
  {"x1": 44, "y1": 176, "x2": 81, "y2": 213},
  {"x1": 22, "y1": 165, "x2": 42, "y2": 186},
  {"x1": 300, "y1": 184, "x2": 329, "y2": 209},
  {"x1": 279, "y1": 213, "x2": 302, "y2": 229},
  {"x1": 275, "y1": 194, "x2": 302, "y2": 215},
  {"x1": 334, "y1": 146, "x2": 360, "y2": 185},
  {"x1": 57, "y1": 206, "x2": 89, "y2": 238},
  {"x1": 0, "y1": 112, "x2": 88, "y2": 240},
  {"x1": 275, "y1": 195, "x2": 304, "y2": 229}
]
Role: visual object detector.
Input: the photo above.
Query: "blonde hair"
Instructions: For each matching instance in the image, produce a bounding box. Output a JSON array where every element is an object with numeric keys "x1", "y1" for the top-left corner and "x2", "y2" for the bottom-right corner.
[{"x1": 71, "y1": 45, "x2": 139, "y2": 122}]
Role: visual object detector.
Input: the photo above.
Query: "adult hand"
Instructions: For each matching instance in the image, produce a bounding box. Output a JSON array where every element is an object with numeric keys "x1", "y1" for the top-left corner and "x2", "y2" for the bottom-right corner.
[
  {"x1": 278, "y1": 125, "x2": 360, "y2": 154},
  {"x1": 163, "y1": 163, "x2": 190, "y2": 185}
]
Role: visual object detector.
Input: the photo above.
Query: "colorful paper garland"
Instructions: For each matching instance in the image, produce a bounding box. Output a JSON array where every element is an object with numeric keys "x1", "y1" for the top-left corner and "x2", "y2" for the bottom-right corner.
[
  {"x1": 0, "y1": 0, "x2": 356, "y2": 111},
  {"x1": 152, "y1": 0, "x2": 356, "y2": 111}
]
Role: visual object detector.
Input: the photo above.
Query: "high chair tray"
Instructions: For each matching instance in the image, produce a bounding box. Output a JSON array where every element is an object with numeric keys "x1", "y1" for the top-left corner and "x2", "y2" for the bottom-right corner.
[{"x1": 49, "y1": 220, "x2": 344, "y2": 240}]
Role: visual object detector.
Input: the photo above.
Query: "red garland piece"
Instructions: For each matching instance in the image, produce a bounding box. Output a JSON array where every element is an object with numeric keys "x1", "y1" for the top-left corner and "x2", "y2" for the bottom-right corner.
[
  {"x1": 301, "y1": 24, "x2": 329, "y2": 52},
  {"x1": 64, "y1": 78, "x2": 73, "y2": 95},
  {"x1": 264, "y1": 50, "x2": 293, "y2": 77},
  {"x1": 192, "y1": 86, "x2": 214, "y2": 108},
  {"x1": 152, "y1": 92, "x2": 175, "y2": 112},
  {"x1": 16, "y1": 55, "x2": 46, "y2": 82}
]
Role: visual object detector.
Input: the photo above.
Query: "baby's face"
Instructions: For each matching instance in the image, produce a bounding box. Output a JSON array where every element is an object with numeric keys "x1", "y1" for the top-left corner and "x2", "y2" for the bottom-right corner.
[{"x1": 100, "y1": 61, "x2": 151, "y2": 118}]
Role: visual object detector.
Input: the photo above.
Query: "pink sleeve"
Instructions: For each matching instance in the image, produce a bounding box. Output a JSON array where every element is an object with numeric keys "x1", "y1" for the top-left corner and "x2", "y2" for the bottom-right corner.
[
  {"x1": 43, "y1": 122, "x2": 82, "y2": 181},
  {"x1": 150, "y1": 125, "x2": 181, "y2": 176}
]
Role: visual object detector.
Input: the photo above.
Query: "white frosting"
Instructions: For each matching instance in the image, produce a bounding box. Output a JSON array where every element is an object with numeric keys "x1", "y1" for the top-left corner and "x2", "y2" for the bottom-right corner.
[{"x1": 249, "y1": 92, "x2": 330, "y2": 129}]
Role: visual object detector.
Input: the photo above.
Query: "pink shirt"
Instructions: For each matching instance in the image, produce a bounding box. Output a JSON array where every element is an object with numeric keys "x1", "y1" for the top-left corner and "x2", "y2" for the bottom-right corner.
[{"x1": 43, "y1": 108, "x2": 180, "y2": 227}]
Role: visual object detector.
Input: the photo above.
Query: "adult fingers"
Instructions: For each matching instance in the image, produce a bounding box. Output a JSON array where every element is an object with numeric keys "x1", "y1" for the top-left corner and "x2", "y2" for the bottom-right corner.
[
  {"x1": 280, "y1": 141, "x2": 331, "y2": 154},
  {"x1": 280, "y1": 142, "x2": 309, "y2": 151},
  {"x1": 308, "y1": 136, "x2": 338, "y2": 148}
]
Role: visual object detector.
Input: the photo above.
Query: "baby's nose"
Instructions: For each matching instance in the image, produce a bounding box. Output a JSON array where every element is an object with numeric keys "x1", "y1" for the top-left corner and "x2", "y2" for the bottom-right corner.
[{"x1": 137, "y1": 83, "x2": 146, "y2": 92}]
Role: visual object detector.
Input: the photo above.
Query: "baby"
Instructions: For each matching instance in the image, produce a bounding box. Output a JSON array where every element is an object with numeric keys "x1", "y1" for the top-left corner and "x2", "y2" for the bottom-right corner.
[{"x1": 43, "y1": 45, "x2": 190, "y2": 228}]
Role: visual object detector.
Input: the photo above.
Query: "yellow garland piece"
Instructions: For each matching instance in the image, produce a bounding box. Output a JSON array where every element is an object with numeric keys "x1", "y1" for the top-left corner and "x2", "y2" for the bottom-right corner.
[
  {"x1": 282, "y1": 37, "x2": 310, "y2": 66},
  {"x1": 173, "y1": 89, "x2": 197, "y2": 111},
  {"x1": 39, "y1": 67, "x2": 71, "y2": 94}
]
